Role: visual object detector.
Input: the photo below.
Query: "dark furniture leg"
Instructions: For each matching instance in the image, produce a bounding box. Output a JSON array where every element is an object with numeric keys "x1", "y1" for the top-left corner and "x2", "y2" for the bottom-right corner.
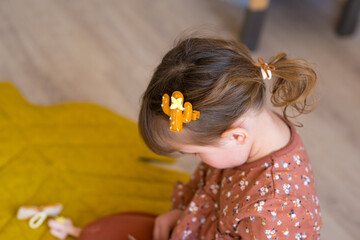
[
  {"x1": 336, "y1": 0, "x2": 360, "y2": 36},
  {"x1": 241, "y1": 9, "x2": 268, "y2": 51},
  {"x1": 240, "y1": 0, "x2": 270, "y2": 51}
]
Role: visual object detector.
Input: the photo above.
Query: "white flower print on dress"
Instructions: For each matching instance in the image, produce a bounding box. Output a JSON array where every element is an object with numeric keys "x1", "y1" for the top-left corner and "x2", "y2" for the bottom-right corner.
[
  {"x1": 270, "y1": 210, "x2": 277, "y2": 221},
  {"x1": 264, "y1": 229, "x2": 276, "y2": 239},
  {"x1": 239, "y1": 179, "x2": 249, "y2": 191},
  {"x1": 210, "y1": 183, "x2": 219, "y2": 194},
  {"x1": 281, "y1": 201, "x2": 288, "y2": 210},
  {"x1": 262, "y1": 218, "x2": 267, "y2": 225},
  {"x1": 182, "y1": 230, "x2": 192, "y2": 239},
  {"x1": 259, "y1": 186, "x2": 269, "y2": 196},
  {"x1": 200, "y1": 216, "x2": 206, "y2": 225},
  {"x1": 293, "y1": 199, "x2": 301, "y2": 207},
  {"x1": 315, "y1": 196, "x2": 320, "y2": 206},
  {"x1": 295, "y1": 232, "x2": 307, "y2": 240},
  {"x1": 277, "y1": 220, "x2": 282, "y2": 226},
  {"x1": 282, "y1": 228, "x2": 290, "y2": 238},
  {"x1": 293, "y1": 154, "x2": 301, "y2": 165},
  {"x1": 254, "y1": 201, "x2": 265, "y2": 212},
  {"x1": 281, "y1": 161, "x2": 289, "y2": 169},
  {"x1": 222, "y1": 205, "x2": 228, "y2": 216},
  {"x1": 261, "y1": 162, "x2": 270, "y2": 168},
  {"x1": 189, "y1": 201, "x2": 198, "y2": 213},
  {"x1": 301, "y1": 175, "x2": 311, "y2": 187},
  {"x1": 283, "y1": 183, "x2": 292, "y2": 194},
  {"x1": 287, "y1": 174, "x2": 292, "y2": 181},
  {"x1": 289, "y1": 209, "x2": 297, "y2": 220},
  {"x1": 233, "y1": 203, "x2": 240, "y2": 214}
]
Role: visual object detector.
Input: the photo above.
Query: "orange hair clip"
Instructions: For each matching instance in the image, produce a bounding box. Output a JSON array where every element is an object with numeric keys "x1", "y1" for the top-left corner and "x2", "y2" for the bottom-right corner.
[{"x1": 161, "y1": 91, "x2": 200, "y2": 132}]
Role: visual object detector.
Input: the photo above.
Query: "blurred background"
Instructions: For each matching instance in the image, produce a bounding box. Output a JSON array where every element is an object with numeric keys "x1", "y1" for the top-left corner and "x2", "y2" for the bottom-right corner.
[{"x1": 0, "y1": 0, "x2": 359, "y2": 239}]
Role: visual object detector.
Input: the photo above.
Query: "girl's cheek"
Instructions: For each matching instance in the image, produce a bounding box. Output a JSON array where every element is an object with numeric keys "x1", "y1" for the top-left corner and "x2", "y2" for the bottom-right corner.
[
  {"x1": 200, "y1": 156, "x2": 219, "y2": 168},
  {"x1": 199, "y1": 155, "x2": 210, "y2": 164}
]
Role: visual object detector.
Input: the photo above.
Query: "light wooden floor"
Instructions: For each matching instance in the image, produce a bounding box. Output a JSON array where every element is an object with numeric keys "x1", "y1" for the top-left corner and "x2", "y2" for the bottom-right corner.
[{"x1": 0, "y1": 0, "x2": 359, "y2": 239}]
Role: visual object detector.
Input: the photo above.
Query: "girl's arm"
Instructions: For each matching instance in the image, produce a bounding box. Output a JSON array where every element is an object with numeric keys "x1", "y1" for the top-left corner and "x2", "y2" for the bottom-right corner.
[{"x1": 219, "y1": 198, "x2": 321, "y2": 239}]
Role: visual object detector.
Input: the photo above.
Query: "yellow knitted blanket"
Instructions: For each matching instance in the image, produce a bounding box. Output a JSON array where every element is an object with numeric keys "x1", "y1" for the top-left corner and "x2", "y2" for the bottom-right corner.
[{"x1": 0, "y1": 82, "x2": 190, "y2": 239}]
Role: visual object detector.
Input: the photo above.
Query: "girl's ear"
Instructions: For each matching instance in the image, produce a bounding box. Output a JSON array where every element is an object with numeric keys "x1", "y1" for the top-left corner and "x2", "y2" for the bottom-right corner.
[{"x1": 221, "y1": 128, "x2": 248, "y2": 145}]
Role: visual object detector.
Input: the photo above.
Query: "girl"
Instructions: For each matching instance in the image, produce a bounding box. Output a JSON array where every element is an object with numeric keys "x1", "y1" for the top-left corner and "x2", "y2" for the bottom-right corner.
[{"x1": 138, "y1": 36, "x2": 322, "y2": 239}]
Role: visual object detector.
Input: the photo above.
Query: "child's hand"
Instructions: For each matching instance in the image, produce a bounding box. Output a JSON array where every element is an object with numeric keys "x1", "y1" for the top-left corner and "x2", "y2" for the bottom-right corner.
[{"x1": 153, "y1": 209, "x2": 183, "y2": 240}]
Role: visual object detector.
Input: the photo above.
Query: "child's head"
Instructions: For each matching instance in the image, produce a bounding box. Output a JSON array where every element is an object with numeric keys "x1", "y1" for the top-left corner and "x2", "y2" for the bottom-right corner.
[{"x1": 138, "y1": 36, "x2": 317, "y2": 166}]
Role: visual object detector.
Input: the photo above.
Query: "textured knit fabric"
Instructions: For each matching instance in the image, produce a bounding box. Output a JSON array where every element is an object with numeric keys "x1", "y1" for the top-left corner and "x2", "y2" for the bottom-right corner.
[
  {"x1": 170, "y1": 113, "x2": 322, "y2": 240},
  {"x1": 0, "y1": 82, "x2": 190, "y2": 240}
]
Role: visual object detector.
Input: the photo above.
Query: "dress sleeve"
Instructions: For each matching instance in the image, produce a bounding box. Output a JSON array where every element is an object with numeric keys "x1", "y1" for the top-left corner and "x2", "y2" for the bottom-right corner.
[
  {"x1": 170, "y1": 162, "x2": 207, "y2": 211},
  {"x1": 218, "y1": 198, "x2": 322, "y2": 240}
]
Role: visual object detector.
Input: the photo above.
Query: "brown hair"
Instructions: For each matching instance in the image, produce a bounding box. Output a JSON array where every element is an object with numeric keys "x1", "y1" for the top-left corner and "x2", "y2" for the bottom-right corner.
[{"x1": 138, "y1": 37, "x2": 317, "y2": 155}]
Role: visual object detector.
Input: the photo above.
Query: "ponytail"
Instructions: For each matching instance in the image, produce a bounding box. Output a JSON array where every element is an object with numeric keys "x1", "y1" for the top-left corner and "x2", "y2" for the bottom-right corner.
[{"x1": 268, "y1": 53, "x2": 317, "y2": 126}]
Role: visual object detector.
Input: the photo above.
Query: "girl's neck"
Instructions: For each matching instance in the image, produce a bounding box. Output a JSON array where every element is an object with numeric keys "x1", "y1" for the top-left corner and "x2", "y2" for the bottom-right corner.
[{"x1": 246, "y1": 107, "x2": 291, "y2": 163}]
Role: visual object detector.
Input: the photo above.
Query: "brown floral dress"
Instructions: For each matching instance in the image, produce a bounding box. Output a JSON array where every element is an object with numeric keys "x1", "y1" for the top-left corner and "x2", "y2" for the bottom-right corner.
[{"x1": 170, "y1": 116, "x2": 322, "y2": 240}]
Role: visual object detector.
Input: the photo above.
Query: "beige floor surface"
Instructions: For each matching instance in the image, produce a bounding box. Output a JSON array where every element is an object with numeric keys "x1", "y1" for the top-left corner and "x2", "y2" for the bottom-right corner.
[{"x1": 0, "y1": 0, "x2": 359, "y2": 239}]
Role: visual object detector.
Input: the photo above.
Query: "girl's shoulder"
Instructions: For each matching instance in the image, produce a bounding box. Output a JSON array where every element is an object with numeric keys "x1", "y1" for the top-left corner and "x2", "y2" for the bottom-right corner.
[{"x1": 219, "y1": 142, "x2": 321, "y2": 223}]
